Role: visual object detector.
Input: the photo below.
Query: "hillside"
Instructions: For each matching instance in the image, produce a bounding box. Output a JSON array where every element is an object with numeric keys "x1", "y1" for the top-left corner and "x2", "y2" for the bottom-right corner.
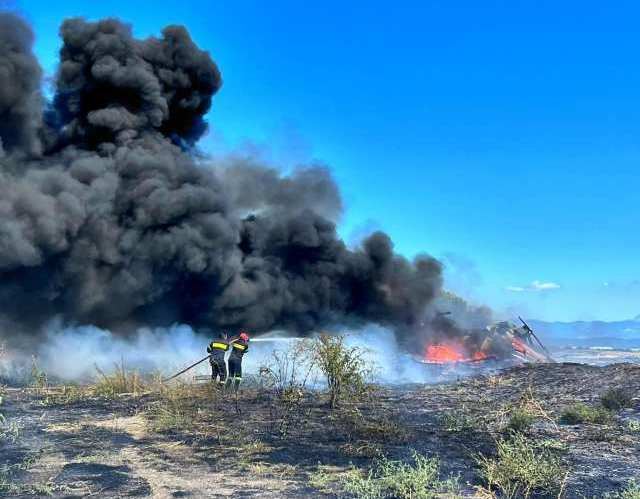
[{"x1": 529, "y1": 318, "x2": 640, "y2": 348}]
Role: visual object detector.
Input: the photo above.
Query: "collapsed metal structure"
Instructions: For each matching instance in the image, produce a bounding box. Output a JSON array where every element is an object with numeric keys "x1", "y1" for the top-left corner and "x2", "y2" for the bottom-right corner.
[{"x1": 416, "y1": 316, "x2": 554, "y2": 367}]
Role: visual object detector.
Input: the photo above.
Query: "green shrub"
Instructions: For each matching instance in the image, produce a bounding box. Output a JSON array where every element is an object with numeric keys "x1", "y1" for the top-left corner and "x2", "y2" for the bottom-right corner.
[
  {"x1": 312, "y1": 334, "x2": 371, "y2": 408},
  {"x1": 342, "y1": 451, "x2": 460, "y2": 499},
  {"x1": 0, "y1": 418, "x2": 20, "y2": 444},
  {"x1": 440, "y1": 410, "x2": 476, "y2": 433},
  {"x1": 560, "y1": 403, "x2": 612, "y2": 425},
  {"x1": 627, "y1": 420, "x2": 640, "y2": 433},
  {"x1": 308, "y1": 466, "x2": 338, "y2": 493},
  {"x1": 476, "y1": 433, "x2": 567, "y2": 499},
  {"x1": 600, "y1": 388, "x2": 634, "y2": 411},
  {"x1": 505, "y1": 407, "x2": 535, "y2": 434},
  {"x1": 30, "y1": 357, "x2": 47, "y2": 393}
]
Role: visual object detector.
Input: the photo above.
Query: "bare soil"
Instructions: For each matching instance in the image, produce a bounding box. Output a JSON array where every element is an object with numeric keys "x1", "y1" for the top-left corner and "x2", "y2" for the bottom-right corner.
[{"x1": 1, "y1": 362, "x2": 639, "y2": 497}]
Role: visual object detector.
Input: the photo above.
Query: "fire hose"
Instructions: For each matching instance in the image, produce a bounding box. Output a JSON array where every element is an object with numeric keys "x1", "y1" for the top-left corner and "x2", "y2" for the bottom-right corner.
[
  {"x1": 161, "y1": 337, "x2": 298, "y2": 382},
  {"x1": 162, "y1": 354, "x2": 211, "y2": 382}
]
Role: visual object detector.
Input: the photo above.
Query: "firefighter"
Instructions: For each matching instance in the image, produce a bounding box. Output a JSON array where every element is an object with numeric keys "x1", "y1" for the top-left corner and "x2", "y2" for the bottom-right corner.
[
  {"x1": 226, "y1": 331, "x2": 249, "y2": 392},
  {"x1": 207, "y1": 332, "x2": 229, "y2": 388}
]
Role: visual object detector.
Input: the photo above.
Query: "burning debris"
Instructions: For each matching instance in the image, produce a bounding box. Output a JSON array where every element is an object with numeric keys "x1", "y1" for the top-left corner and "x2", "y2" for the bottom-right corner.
[{"x1": 417, "y1": 316, "x2": 553, "y2": 366}]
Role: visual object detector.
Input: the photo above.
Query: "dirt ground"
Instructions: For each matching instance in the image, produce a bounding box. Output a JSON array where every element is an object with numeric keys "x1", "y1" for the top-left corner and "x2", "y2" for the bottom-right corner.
[{"x1": 1, "y1": 362, "x2": 639, "y2": 498}]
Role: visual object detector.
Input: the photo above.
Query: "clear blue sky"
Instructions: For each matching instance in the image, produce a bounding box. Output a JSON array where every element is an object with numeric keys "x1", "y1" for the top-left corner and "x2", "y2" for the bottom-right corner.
[{"x1": 10, "y1": 0, "x2": 640, "y2": 321}]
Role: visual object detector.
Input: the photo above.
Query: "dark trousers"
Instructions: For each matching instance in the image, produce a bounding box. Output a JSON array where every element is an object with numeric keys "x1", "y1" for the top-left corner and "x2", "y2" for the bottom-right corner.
[
  {"x1": 228, "y1": 357, "x2": 243, "y2": 379},
  {"x1": 210, "y1": 356, "x2": 227, "y2": 383}
]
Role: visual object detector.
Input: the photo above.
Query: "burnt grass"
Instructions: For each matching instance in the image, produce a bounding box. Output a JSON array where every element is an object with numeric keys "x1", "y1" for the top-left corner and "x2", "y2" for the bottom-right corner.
[{"x1": 1, "y1": 362, "x2": 639, "y2": 497}]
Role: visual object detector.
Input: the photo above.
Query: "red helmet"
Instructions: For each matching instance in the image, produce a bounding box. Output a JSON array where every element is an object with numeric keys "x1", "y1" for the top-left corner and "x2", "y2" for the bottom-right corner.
[{"x1": 239, "y1": 331, "x2": 249, "y2": 342}]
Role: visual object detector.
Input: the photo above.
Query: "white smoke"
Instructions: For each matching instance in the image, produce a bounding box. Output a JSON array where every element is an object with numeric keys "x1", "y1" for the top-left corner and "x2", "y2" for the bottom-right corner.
[
  {"x1": 1, "y1": 322, "x2": 479, "y2": 385},
  {"x1": 343, "y1": 325, "x2": 432, "y2": 384},
  {"x1": 38, "y1": 322, "x2": 206, "y2": 381}
]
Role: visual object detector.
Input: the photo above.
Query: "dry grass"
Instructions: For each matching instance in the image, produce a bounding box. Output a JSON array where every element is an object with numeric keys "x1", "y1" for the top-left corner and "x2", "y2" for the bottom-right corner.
[
  {"x1": 93, "y1": 361, "x2": 147, "y2": 397},
  {"x1": 145, "y1": 381, "x2": 213, "y2": 433},
  {"x1": 334, "y1": 405, "x2": 408, "y2": 447}
]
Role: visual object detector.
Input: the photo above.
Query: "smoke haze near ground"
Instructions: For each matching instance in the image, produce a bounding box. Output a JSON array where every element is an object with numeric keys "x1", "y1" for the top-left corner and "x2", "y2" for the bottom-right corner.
[
  {"x1": 0, "y1": 13, "x2": 445, "y2": 347},
  {"x1": 0, "y1": 324, "x2": 448, "y2": 385}
]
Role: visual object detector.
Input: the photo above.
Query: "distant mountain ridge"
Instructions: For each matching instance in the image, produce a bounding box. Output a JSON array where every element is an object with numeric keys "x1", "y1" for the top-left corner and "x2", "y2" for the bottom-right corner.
[{"x1": 528, "y1": 317, "x2": 640, "y2": 348}]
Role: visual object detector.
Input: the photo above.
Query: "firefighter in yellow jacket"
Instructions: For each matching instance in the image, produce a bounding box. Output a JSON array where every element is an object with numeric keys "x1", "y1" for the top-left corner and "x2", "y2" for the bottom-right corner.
[
  {"x1": 226, "y1": 331, "x2": 249, "y2": 392},
  {"x1": 207, "y1": 332, "x2": 229, "y2": 387}
]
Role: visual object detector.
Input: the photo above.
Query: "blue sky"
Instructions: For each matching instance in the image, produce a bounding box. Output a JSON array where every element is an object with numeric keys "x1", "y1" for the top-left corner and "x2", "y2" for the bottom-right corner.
[{"x1": 10, "y1": 0, "x2": 640, "y2": 321}]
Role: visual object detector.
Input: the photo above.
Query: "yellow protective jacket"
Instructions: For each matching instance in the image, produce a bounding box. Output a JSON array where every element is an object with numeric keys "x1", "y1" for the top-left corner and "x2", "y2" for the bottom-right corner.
[
  {"x1": 207, "y1": 339, "x2": 229, "y2": 355},
  {"x1": 229, "y1": 339, "x2": 249, "y2": 359}
]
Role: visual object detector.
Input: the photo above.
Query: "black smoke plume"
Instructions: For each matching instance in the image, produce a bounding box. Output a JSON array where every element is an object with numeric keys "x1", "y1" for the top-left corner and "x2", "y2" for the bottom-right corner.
[
  {"x1": 0, "y1": 14, "x2": 443, "y2": 340},
  {"x1": 0, "y1": 13, "x2": 43, "y2": 156}
]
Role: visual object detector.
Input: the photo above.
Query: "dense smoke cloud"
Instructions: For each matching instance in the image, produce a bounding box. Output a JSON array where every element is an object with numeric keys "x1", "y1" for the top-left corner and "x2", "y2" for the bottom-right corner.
[
  {"x1": 0, "y1": 14, "x2": 443, "y2": 342},
  {"x1": 0, "y1": 13, "x2": 43, "y2": 156}
]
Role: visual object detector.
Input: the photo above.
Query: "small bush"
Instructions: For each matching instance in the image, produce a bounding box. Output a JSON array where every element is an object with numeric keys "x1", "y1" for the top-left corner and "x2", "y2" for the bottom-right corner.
[
  {"x1": 560, "y1": 403, "x2": 612, "y2": 425},
  {"x1": 0, "y1": 390, "x2": 20, "y2": 444},
  {"x1": 30, "y1": 357, "x2": 47, "y2": 393},
  {"x1": 340, "y1": 441, "x2": 384, "y2": 459},
  {"x1": 476, "y1": 433, "x2": 567, "y2": 499},
  {"x1": 342, "y1": 450, "x2": 460, "y2": 499},
  {"x1": 600, "y1": 388, "x2": 634, "y2": 411},
  {"x1": 0, "y1": 418, "x2": 21, "y2": 444},
  {"x1": 505, "y1": 407, "x2": 535, "y2": 434},
  {"x1": 312, "y1": 334, "x2": 371, "y2": 408},
  {"x1": 265, "y1": 340, "x2": 315, "y2": 396},
  {"x1": 536, "y1": 438, "x2": 568, "y2": 453},
  {"x1": 309, "y1": 466, "x2": 339, "y2": 493},
  {"x1": 627, "y1": 420, "x2": 640, "y2": 433},
  {"x1": 440, "y1": 410, "x2": 476, "y2": 433},
  {"x1": 262, "y1": 342, "x2": 316, "y2": 437}
]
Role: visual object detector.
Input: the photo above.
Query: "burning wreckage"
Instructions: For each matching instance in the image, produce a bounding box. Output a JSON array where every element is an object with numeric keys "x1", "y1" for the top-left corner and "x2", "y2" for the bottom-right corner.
[{"x1": 415, "y1": 316, "x2": 554, "y2": 368}]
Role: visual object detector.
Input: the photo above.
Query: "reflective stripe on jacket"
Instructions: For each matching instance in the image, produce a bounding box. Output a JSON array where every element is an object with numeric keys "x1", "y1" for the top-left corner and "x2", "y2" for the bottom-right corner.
[
  {"x1": 229, "y1": 340, "x2": 249, "y2": 358},
  {"x1": 207, "y1": 341, "x2": 229, "y2": 353}
]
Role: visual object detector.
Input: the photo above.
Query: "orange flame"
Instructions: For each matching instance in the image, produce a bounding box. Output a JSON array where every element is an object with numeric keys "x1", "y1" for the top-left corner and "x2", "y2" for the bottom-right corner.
[
  {"x1": 424, "y1": 343, "x2": 489, "y2": 364},
  {"x1": 471, "y1": 350, "x2": 489, "y2": 361},
  {"x1": 425, "y1": 344, "x2": 466, "y2": 363}
]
